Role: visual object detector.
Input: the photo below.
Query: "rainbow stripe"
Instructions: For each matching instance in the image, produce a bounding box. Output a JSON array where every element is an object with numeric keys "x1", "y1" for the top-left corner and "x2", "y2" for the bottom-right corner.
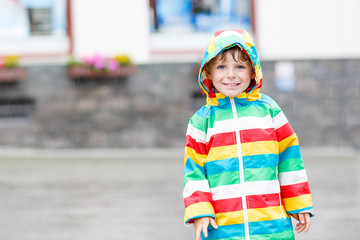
[{"x1": 183, "y1": 30, "x2": 313, "y2": 240}]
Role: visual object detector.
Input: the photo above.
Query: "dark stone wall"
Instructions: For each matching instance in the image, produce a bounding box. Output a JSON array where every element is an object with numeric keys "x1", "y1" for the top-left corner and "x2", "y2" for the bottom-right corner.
[{"x1": 0, "y1": 60, "x2": 359, "y2": 148}]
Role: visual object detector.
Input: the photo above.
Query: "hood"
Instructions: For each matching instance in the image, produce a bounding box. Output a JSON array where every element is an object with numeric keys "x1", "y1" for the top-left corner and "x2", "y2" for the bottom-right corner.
[{"x1": 198, "y1": 29, "x2": 263, "y2": 104}]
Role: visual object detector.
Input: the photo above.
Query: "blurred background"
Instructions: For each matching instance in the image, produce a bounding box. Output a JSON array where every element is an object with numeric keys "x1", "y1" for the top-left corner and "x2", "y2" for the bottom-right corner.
[{"x1": 0, "y1": 0, "x2": 359, "y2": 239}]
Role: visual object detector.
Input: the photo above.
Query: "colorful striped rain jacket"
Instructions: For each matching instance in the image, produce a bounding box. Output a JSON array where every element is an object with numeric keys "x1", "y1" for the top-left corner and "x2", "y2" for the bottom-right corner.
[{"x1": 183, "y1": 29, "x2": 314, "y2": 240}]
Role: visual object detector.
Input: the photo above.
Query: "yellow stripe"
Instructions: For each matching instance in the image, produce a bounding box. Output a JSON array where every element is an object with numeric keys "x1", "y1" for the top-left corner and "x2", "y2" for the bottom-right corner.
[
  {"x1": 184, "y1": 146, "x2": 207, "y2": 167},
  {"x1": 242, "y1": 141, "x2": 279, "y2": 156},
  {"x1": 207, "y1": 145, "x2": 238, "y2": 162},
  {"x1": 248, "y1": 206, "x2": 288, "y2": 222},
  {"x1": 244, "y1": 31, "x2": 254, "y2": 47},
  {"x1": 215, "y1": 211, "x2": 244, "y2": 226},
  {"x1": 184, "y1": 202, "x2": 215, "y2": 223},
  {"x1": 207, "y1": 36, "x2": 216, "y2": 53},
  {"x1": 247, "y1": 89, "x2": 261, "y2": 101},
  {"x1": 279, "y1": 134, "x2": 299, "y2": 153},
  {"x1": 283, "y1": 194, "x2": 313, "y2": 212}
]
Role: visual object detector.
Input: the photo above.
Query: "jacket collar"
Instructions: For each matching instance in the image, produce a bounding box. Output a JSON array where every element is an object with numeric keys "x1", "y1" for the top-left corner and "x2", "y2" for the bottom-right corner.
[{"x1": 206, "y1": 90, "x2": 261, "y2": 107}]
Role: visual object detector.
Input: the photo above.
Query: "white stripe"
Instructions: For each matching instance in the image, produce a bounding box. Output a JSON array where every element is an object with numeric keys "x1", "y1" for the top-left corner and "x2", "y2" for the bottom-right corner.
[
  {"x1": 183, "y1": 180, "x2": 211, "y2": 198},
  {"x1": 273, "y1": 111, "x2": 288, "y2": 130},
  {"x1": 186, "y1": 124, "x2": 206, "y2": 143},
  {"x1": 211, "y1": 180, "x2": 280, "y2": 201},
  {"x1": 206, "y1": 115, "x2": 273, "y2": 142},
  {"x1": 215, "y1": 31, "x2": 243, "y2": 42},
  {"x1": 279, "y1": 169, "x2": 308, "y2": 186}
]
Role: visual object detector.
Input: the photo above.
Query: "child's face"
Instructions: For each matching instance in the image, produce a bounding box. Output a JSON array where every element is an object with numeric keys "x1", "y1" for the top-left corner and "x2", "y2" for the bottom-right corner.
[{"x1": 207, "y1": 51, "x2": 254, "y2": 97}]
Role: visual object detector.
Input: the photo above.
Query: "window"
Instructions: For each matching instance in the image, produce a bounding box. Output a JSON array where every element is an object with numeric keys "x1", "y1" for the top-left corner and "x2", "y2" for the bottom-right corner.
[
  {"x1": 28, "y1": 8, "x2": 52, "y2": 35},
  {"x1": 150, "y1": 0, "x2": 253, "y2": 33},
  {"x1": 149, "y1": 0, "x2": 254, "y2": 60},
  {"x1": 0, "y1": 0, "x2": 69, "y2": 56}
]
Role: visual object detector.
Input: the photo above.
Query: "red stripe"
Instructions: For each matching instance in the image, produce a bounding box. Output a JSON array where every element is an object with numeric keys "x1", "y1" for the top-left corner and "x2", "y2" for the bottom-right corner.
[
  {"x1": 207, "y1": 129, "x2": 277, "y2": 150},
  {"x1": 207, "y1": 132, "x2": 236, "y2": 150},
  {"x1": 184, "y1": 191, "x2": 213, "y2": 208},
  {"x1": 247, "y1": 193, "x2": 281, "y2": 209},
  {"x1": 241, "y1": 128, "x2": 277, "y2": 143},
  {"x1": 276, "y1": 123, "x2": 294, "y2": 141},
  {"x1": 185, "y1": 135, "x2": 207, "y2": 155},
  {"x1": 213, "y1": 194, "x2": 282, "y2": 213},
  {"x1": 214, "y1": 29, "x2": 244, "y2": 37},
  {"x1": 281, "y1": 182, "x2": 310, "y2": 198},
  {"x1": 213, "y1": 197, "x2": 243, "y2": 213}
]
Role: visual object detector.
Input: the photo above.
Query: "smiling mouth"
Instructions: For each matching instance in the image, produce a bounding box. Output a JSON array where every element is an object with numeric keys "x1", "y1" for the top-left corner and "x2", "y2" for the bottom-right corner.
[{"x1": 223, "y1": 83, "x2": 240, "y2": 86}]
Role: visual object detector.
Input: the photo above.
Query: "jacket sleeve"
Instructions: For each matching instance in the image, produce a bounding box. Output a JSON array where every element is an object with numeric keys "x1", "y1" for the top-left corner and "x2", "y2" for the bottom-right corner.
[
  {"x1": 272, "y1": 102, "x2": 315, "y2": 217},
  {"x1": 183, "y1": 114, "x2": 215, "y2": 225}
]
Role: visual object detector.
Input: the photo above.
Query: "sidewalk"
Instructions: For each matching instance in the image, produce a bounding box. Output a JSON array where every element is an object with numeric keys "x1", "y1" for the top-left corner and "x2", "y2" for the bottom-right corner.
[{"x1": 0, "y1": 148, "x2": 359, "y2": 240}]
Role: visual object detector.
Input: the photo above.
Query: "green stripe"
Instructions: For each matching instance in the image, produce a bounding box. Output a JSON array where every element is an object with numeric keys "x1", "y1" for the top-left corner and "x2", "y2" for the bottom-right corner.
[
  {"x1": 190, "y1": 114, "x2": 205, "y2": 132},
  {"x1": 208, "y1": 171, "x2": 240, "y2": 188},
  {"x1": 206, "y1": 109, "x2": 233, "y2": 129},
  {"x1": 215, "y1": 37, "x2": 244, "y2": 50},
  {"x1": 244, "y1": 167, "x2": 277, "y2": 182},
  {"x1": 184, "y1": 169, "x2": 206, "y2": 186},
  {"x1": 278, "y1": 158, "x2": 305, "y2": 173},
  {"x1": 236, "y1": 105, "x2": 271, "y2": 118},
  {"x1": 206, "y1": 105, "x2": 272, "y2": 129},
  {"x1": 250, "y1": 229, "x2": 294, "y2": 240},
  {"x1": 212, "y1": 237, "x2": 244, "y2": 240}
]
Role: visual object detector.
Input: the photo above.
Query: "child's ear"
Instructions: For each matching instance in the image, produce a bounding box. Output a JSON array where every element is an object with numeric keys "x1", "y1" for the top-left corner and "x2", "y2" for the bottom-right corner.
[
  {"x1": 251, "y1": 71, "x2": 256, "y2": 80},
  {"x1": 205, "y1": 70, "x2": 212, "y2": 79}
]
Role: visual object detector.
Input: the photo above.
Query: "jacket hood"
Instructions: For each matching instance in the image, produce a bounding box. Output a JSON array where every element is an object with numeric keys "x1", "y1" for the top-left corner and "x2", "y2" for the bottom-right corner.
[{"x1": 198, "y1": 29, "x2": 263, "y2": 105}]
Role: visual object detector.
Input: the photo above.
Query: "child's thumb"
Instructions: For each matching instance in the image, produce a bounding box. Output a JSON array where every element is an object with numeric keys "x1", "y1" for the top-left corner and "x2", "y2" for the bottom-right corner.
[{"x1": 210, "y1": 218, "x2": 218, "y2": 229}]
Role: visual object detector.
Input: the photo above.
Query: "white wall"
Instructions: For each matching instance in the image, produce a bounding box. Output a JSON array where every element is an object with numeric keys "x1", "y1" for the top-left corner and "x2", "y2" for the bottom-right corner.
[
  {"x1": 71, "y1": 0, "x2": 151, "y2": 63},
  {"x1": 255, "y1": 0, "x2": 360, "y2": 60}
]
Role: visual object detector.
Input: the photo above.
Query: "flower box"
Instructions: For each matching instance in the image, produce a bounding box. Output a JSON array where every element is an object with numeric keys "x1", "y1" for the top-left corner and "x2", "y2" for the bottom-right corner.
[
  {"x1": 67, "y1": 65, "x2": 137, "y2": 80},
  {"x1": 0, "y1": 68, "x2": 27, "y2": 83},
  {"x1": 67, "y1": 54, "x2": 136, "y2": 81}
]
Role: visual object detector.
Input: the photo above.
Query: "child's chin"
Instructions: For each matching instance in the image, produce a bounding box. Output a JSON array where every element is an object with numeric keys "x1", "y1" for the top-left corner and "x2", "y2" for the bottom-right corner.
[{"x1": 223, "y1": 91, "x2": 243, "y2": 97}]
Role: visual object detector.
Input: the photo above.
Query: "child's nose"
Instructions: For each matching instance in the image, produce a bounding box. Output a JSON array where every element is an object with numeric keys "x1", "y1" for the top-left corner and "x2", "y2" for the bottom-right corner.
[{"x1": 227, "y1": 68, "x2": 235, "y2": 78}]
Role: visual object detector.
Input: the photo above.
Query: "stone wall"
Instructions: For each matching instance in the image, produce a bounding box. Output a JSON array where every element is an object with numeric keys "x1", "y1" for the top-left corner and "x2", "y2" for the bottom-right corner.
[{"x1": 0, "y1": 60, "x2": 359, "y2": 148}]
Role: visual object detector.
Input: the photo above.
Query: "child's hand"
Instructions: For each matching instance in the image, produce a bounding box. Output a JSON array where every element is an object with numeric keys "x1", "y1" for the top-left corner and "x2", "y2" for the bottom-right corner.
[
  {"x1": 194, "y1": 217, "x2": 218, "y2": 240},
  {"x1": 292, "y1": 213, "x2": 311, "y2": 233}
]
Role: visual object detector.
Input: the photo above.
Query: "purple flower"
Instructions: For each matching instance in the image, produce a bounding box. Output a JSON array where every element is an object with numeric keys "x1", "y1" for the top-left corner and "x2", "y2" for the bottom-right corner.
[
  {"x1": 92, "y1": 54, "x2": 106, "y2": 70},
  {"x1": 107, "y1": 59, "x2": 120, "y2": 71}
]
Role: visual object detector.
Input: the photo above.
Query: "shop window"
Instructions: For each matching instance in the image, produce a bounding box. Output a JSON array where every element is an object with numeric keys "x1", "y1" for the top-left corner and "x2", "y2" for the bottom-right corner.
[{"x1": 150, "y1": 0, "x2": 253, "y2": 33}]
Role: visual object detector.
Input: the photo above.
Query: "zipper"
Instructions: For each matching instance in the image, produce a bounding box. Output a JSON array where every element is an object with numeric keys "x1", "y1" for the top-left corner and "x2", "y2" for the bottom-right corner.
[{"x1": 230, "y1": 98, "x2": 250, "y2": 240}]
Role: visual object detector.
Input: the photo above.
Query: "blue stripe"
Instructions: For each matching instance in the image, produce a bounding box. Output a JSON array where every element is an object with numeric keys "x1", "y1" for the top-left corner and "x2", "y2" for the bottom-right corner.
[
  {"x1": 196, "y1": 105, "x2": 211, "y2": 118},
  {"x1": 205, "y1": 155, "x2": 279, "y2": 176},
  {"x1": 205, "y1": 158, "x2": 239, "y2": 175},
  {"x1": 249, "y1": 218, "x2": 292, "y2": 235},
  {"x1": 243, "y1": 154, "x2": 279, "y2": 169},
  {"x1": 185, "y1": 214, "x2": 216, "y2": 224},
  {"x1": 260, "y1": 94, "x2": 276, "y2": 106},
  {"x1": 183, "y1": 157, "x2": 205, "y2": 177},
  {"x1": 287, "y1": 207, "x2": 314, "y2": 215},
  {"x1": 205, "y1": 103, "x2": 231, "y2": 115},
  {"x1": 279, "y1": 145, "x2": 301, "y2": 162},
  {"x1": 205, "y1": 224, "x2": 245, "y2": 240}
]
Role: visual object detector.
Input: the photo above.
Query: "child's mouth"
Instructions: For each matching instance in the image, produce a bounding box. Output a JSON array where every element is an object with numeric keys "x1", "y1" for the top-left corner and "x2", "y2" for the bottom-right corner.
[{"x1": 223, "y1": 83, "x2": 240, "y2": 86}]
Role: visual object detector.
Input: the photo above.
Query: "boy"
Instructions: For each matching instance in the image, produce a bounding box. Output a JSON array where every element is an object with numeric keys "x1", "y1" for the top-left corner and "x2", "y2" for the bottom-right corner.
[{"x1": 183, "y1": 29, "x2": 314, "y2": 240}]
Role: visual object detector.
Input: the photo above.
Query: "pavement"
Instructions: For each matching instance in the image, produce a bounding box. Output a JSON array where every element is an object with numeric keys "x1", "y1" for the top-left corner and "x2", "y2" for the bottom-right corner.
[{"x1": 0, "y1": 148, "x2": 359, "y2": 240}]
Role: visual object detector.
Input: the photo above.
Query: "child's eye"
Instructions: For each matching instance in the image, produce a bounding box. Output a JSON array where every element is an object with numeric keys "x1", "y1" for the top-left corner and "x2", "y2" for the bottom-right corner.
[
  {"x1": 237, "y1": 65, "x2": 245, "y2": 69},
  {"x1": 217, "y1": 65, "x2": 225, "y2": 69}
]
